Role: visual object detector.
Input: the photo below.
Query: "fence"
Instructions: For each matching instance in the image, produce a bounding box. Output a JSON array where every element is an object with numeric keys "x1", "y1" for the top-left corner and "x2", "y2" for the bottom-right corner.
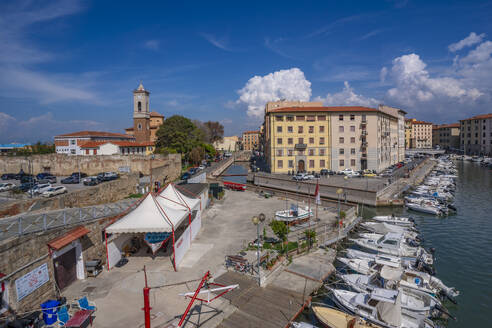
[{"x1": 0, "y1": 198, "x2": 137, "y2": 242}]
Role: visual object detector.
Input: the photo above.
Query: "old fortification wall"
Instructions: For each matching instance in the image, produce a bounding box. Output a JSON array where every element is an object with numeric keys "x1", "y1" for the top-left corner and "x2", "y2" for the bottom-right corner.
[
  {"x1": 0, "y1": 153, "x2": 181, "y2": 176},
  {"x1": 0, "y1": 216, "x2": 113, "y2": 312}
]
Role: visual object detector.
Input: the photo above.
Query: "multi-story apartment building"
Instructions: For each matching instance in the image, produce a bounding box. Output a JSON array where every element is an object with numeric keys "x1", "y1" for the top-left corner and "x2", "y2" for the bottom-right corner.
[
  {"x1": 264, "y1": 103, "x2": 405, "y2": 173},
  {"x1": 460, "y1": 113, "x2": 492, "y2": 156},
  {"x1": 379, "y1": 105, "x2": 406, "y2": 162},
  {"x1": 405, "y1": 119, "x2": 432, "y2": 149},
  {"x1": 242, "y1": 131, "x2": 260, "y2": 151},
  {"x1": 432, "y1": 123, "x2": 460, "y2": 150}
]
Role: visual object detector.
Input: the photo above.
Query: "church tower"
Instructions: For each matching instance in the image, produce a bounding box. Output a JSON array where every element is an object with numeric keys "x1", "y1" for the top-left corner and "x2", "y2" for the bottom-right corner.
[{"x1": 133, "y1": 82, "x2": 151, "y2": 143}]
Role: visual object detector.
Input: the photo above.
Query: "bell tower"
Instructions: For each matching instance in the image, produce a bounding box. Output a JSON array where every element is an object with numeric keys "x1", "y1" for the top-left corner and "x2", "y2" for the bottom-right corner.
[{"x1": 133, "y1": 82, "x2": 151, "y2": 143}]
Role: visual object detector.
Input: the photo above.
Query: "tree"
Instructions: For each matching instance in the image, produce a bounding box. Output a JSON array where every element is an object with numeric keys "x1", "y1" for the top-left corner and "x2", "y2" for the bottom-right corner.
[
  {"x1": 270, "y1": 220, "x2": 289, "y2": 242},
  {"x1": 204, "y1": 121, "x2": 224, "y2": 143},
  {"x1": 189, "y1": 146, "x2": 205, "y2": 165},
  {"x1": 155, "y1": 115, "x2": 202, "y2": 157}
]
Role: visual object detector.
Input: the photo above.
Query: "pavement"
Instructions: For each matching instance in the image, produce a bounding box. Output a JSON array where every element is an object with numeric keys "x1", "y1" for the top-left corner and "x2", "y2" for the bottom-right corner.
[{"x1": 61, "y1": 189, "x2": 339, "y2": 328}]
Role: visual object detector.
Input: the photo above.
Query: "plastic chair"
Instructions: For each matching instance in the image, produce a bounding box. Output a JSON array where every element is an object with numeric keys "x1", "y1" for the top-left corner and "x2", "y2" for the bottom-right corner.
[
  {"x1": 56, "y1": 306, "x2": 70, "y2": 327},
  {"x1": 77, "y1": 296, "x2": 96, "y2": 311}
]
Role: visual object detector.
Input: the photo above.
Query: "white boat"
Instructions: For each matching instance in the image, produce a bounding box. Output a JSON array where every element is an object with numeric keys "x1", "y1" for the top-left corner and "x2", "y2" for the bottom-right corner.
[
  {"x1": 330, "y1": 289, "x2": 436, "y2": 328},
  {"x1": 311, "y1": 305, "x2": 378, "y2": 328},
  {"x1": 336, "y1": 275, "x2": 441, "y2": 316},
  {"x1": 405, "y1": 203, "x2": 443, "y2": 216},
  {"x1": 338, "y1": 257, "x2": 401, "y2": 275},
  {"x1": 360, "y1": 222, "x2": 418, "y2": 235},
  {"x1": 275, "y1": 204, "x2": 312, "y2": 223},
  {"x1": 349, "y1": 233, "x2": 433, "y2": 265},
  {"x1": 357, "y1": 233, "x2": 420, "y2": 247},
  {"x1": 371, "y1": 216, "x2": 415, "y2": 228}
]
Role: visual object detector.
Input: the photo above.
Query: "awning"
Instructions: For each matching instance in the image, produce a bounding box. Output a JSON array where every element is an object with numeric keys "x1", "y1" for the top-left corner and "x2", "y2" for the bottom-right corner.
[{"x1": 48, "y1": 226, "x2": 90, "y2": 250}]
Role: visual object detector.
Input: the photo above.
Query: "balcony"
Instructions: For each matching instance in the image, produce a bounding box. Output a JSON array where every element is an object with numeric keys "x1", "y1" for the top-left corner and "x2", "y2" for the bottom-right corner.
[
  {"x1": 361, "y1": 130, "x2": 367, "y2": 136},
  {"x1": 295, "y1": 143, "x2": 307, "y2": 150},
  {"x1": 361, "y1": 141, "x2": 368, "y2": 147}
]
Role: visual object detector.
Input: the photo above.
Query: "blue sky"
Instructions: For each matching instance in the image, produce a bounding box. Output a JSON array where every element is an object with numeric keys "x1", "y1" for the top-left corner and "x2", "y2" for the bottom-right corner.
[{"x1": 1, "y1": 0, "x2": 492, "y2": 143}]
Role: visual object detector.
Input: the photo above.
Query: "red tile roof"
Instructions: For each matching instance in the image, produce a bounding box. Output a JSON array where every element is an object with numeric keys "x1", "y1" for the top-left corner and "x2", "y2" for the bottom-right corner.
[
  {"x1": 80, "y1": 140, "x2": 154, "y2": 148},
  {"x1": 412, "y1": 121, "x2": 433, "y2": 125},
  {"x1": 150, "y1": 112, "x2": 164, "y2": 117},
  {"x1": 269, "y1": 106, "x2": 379, "y2": 113},
  {"x1": 243, "y1": 130, "x2": 260, "y2": 134},
  {"x1": 460, "y1": 113, "x2": 492, "y2": 121},
  {"x1": 436, "y1": 123, "x2": 460, "y2": 129},
  {"x1": 47, "y1": 226, "x2": 90, "y2": 251},
  {"x1": 55, "y1": 131, "x2": 134, "y2": 139}
]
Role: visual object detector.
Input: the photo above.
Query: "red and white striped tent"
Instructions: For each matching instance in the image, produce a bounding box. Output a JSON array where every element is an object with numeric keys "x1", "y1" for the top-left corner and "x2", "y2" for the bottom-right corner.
[{"x1": 105, "y1": 183, "x2": 202, "y2": 271}]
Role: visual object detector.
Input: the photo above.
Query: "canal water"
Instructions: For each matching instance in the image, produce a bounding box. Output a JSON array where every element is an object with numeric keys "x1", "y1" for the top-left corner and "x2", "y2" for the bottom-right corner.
[{"x1": 363, "y1": 160, "x2": 492, "y2": 327}]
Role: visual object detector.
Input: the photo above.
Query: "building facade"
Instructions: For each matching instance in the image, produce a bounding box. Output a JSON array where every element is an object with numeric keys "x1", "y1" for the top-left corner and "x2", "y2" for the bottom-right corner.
[
  {"x1": 432, "y1": 123, "x2": 460, "y2": 150},
  {"x1": 213, "y1": 136, "x2": 240, "y2": 152},
  {"x1": 264, "y1": 103, "x2": 405, "y2": 174},
  {"x1": 405, "y1": 119, "x2": 413, "y2": 149},
  {"x1": 460, "y1": 113, "x2": 492, "y2": 156},
  {"x1": 125, "y1": 83, "x2": 164, "y2": 143},
  {"x1": 242, "y1": 131, "x2": 260, "y2": 151},
  {"x1": 54, "y1": 131, "x2": 135, "y2": 155},
  {"x1": 80, "y1": 141, "x2": 155, "y2": 156},
  {"x1": 405, "y1": 119, "x2": 432, "y2": 149}
]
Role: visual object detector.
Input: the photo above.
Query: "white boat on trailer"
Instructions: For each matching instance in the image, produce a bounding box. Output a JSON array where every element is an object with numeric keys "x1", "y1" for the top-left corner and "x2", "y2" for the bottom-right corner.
[{"x1": 275, "y1": 204, "x2": 313, "y2": 224}]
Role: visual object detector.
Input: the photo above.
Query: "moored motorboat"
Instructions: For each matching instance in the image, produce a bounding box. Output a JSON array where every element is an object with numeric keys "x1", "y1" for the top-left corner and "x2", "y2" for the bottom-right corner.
[
  {"x1": 370, "y1": 216, "x2": 415, "y2": 228},
  {"x1": 311, "y1": 305, "x2": 379, "y2": 328}
]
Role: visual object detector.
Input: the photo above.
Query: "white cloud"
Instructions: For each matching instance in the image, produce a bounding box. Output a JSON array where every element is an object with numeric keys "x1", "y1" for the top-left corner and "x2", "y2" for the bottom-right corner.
[
  {"x1": 448, "y1": 32, "x2": 486, "y2": 52},
  {"x1": 144, "y1": 40, "x2": 160, "y2": 50},
  {"x1": 385, "y1": 53, "x2": 482, "y2": 106},
  {"x1": 315, "y1": 81, "x2": 380, "y2": 107},
  {"x1": 236, "y1": 68, "x2": 312, "y2": 118},
  {"x1": 380, "y1": 67, "x2": 388, "y2": 82},
  {"x1": 0, "y1": 112, "x2": 104, "y2": 143},
  {"x1": 200, "y1": 33, "x2": 232, "y2": 51}
]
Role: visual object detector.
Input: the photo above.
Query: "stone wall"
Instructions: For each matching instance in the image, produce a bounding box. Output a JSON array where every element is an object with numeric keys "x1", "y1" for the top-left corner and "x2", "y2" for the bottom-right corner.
[
  {"x1": 0, "y1": 153, "x2": 181, "y2": 176},
  {"x1": 0, "y1": 217, "x2": 113, "y2": 312}
]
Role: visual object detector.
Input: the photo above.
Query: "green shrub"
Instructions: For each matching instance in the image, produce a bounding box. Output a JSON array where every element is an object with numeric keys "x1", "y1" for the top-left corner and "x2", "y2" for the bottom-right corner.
[
  {"x1": 263, "y1": 242, "x2": 272, "y2": 249},
  {"x1": 127, "y1": 193, "x2": 144, "y2": 199}
]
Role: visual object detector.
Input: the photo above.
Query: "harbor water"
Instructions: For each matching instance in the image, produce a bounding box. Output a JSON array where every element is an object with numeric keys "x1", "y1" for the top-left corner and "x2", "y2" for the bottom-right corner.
[{"x1": 363, "y1": 160, "x2": 492, "y2": 326}]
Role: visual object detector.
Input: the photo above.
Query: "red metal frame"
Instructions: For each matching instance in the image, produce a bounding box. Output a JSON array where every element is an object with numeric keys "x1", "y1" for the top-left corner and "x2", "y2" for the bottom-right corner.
[{"x1": 223, "y1": 181, "x2": 246, "y2": 191}]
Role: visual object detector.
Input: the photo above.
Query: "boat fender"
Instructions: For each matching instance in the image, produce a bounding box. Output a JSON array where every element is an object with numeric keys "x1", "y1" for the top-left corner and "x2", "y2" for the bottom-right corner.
[{"x1": 414, "y1": 277, "x2": 421, "y2": 285}]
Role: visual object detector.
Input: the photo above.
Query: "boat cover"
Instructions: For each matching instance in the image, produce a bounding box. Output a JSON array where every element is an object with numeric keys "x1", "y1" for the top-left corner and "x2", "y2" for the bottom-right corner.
[
  {"x1": 376, "y1": 292, "x2": 402, "y2": 326},
  {"x1": 380, "y1": 265, "x2": 403, "y2": 281}
]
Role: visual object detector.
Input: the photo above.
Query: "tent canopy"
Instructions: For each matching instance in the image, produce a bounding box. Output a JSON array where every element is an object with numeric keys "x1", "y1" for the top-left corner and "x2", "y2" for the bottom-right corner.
[{"x1": 157, "y1": 184, "x2": 200, "y2": 211}]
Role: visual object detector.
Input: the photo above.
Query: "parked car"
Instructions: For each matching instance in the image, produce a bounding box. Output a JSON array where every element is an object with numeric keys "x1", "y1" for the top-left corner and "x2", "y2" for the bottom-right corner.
[
  {"x1": 320, "y1": 169, "x2": 335, "y2": 176},
  {"x1": 224, "y1": 152, "x2": 232, "y2": 158},
  {"x1": 1, "y1": 173, "x2": 16, "y2": 180},
  {"x1": 339, "y1": 168, "x2": 360, "y2": 177},
  {"x1": 292, "y1": 173, "x2": 306, "y2": 181},
  {"x1": 0, "y1": 183, "x2": 15, "y2": 192},
  {"x1": 263, "y1": 237, "x2": 280, "y2": 244},
  {"x1": 31, "y1": 183, "x2": 52, "y2": 195},
  {"x1": 16, "y1": 182, "x2": 37, "y2": 192},
  {"x1": 198, "y1": 165, "x2": 206, "y2": 171},
  {"x1": 303, "y1": 174, "x2": 315, "y2": 180},
  {"x1": 180, "y1": 172, "x2": 191, "y2": 180},
  {"x1": 83, "y1": 176, "x2": 100, "y2": 186},
  {"x1": 362, "y1": 169, "x2": 377, "y2": 177},
  {"x1": 20, "y1": 175, "x2": 36, "y2": 184},
  {"x1": 38, "y1": 175, "x2": 56, "y2": 184},
  {"x1": 70, "y1": 172, "x2": 87, "y2": 179},
  {"x1": 188, "y1": 168, "x2": 198, "y2": 175},
  {"x1": 41, "y1": 186, "x2": 67, "y2": 197},
  {"x1": 61, "y1": 176, "x2": 79, "y2": 184}
]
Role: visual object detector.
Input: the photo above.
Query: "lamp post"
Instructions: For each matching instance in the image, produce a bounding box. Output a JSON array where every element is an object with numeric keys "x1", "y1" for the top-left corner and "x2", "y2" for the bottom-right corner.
[
  {"x1": 343, "y1": 175, "x2": 348, "y2": 204},
  {"x1": 251, "y1": 213, "x2": 266, "y2": 286},
  {"x1": 336, "y1": 188, "x2": 343, "y2": 248}
]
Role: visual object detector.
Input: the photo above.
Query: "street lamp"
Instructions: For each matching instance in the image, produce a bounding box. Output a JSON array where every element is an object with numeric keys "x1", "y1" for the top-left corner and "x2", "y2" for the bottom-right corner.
[
  {"x1": 343, "y1": 175, "x2": 349, "y2": 204},
  {"x1": 252, "y1": 213, "x2": 266, "y2": 286}
]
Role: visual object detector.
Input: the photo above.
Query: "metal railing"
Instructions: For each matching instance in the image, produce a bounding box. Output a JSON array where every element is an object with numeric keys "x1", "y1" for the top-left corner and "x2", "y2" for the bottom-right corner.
[{"x1": 0, "y1": 198, "x2": 137, "y2": 241}]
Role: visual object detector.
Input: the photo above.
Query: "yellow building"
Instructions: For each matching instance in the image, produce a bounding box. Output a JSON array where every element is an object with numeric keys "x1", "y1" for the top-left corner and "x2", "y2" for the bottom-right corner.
[
  {"x1": 242, "y1": 131, "x2": 260, "y2": 150},
  {"x1": 213, "y1": 136, "x2": 240, "y2": 152},
  {"x1": 264, "y1": 103, "x2": 405, "y2": 173},
  {"x1": 405, "y1": 119, "x2": 433, "y2": 149}
]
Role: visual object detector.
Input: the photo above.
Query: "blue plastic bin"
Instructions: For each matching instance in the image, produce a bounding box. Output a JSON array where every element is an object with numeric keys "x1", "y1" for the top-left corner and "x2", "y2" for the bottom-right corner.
[{"x1": 41, "y1": 300, "x2": 59, "y2": 325}]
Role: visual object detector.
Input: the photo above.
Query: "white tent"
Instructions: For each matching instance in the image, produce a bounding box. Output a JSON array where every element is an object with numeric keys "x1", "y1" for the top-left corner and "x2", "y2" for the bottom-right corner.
[{"x1": 104, "y1": 183, "x2": 203, "y2": 271}]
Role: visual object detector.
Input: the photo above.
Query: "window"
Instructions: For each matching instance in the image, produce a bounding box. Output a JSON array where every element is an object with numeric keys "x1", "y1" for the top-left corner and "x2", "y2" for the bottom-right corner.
[
  {"x1": 351, "y1": 159, "x2": 356, "y2": 166},
  {"x1": 320, "y1": 137, "x2": 325, "y2": 145},
  {"x1": 351, "y1": 148, "x2": 356, "y2": 155},
  {"x1": 361, "y1": 114, "x2": 366, "y2": 122},
  {"x1": 320, "y1": 159, "x2": 325, "y2": 167},
  {"x1": 93, "y1": 149, "x2": 97, "y2": 155},
  {"x1": 277, "y1": 160, "x2": 283, "y2": 168},
  {"x1": 309, "y1": 149, "x2": 314, "y2": 156},
  {"x1": 309, "y1": 137, "x2": 314, "y2": 144},
  {"x1": 339, "y1": 126, "x2": 344, "y2": 132},
  {"x1": 277, "y1": 138, "x2": 282, "y2": 144},
  {"x1": 318, "y1": 115, "x2": 326, "y2": 121},
  {"x1": 276, "y1": 149, "x2": 283, "y2": 156},
  {"x1": 350, "y1": 137, "x2": 355, "y2": 143},
  {"x1": 350, "y1": 114, "x2": 355, "y2": 121},
  {"x1": 298, "y1": 126, "x2": 303, "y2": 133},
  {"x1": 296, "y1": 115, "x2": 305, "y2": 121},
  {"x1": 298, "y1": 150, "x2": 305, "y2": 155},
  {"x1": 138, "y1": 123, "x2": 142, "y2": 130},
  {"x1": 320, "y1": 148, "x2": 326, "y2": 156},
  {"x1": 339, "y1": 159, "x2": 344, "y2": 166},
  {"x1": 70, "y1": 139, "x2": 76, "y2": 145},
  {"x1": 70, "y1": 149, "x2": 76, "y2": 154},
  {"x1": 288, "y1": 160, "x2": 294, "y2": 168},
  {"x1": 288, "y1": 138, "x2": 293, "y2": 145},
  {"x1": 339, "y1": 137, "x2": 344, "y2": 144},
  {"x1": 307, "y1": 115, "x2": 315, "y2": 121},
  {"x1": 85, "y1": 149, "x2": 89, "y2": 155},
  {"x1": 319, "y1": 126, "x2": 325, "y2": 133},
  {"x1": 275, "y1": 116, "x2": 284, "y2": 121},
  {"x1": 339, "y1": 114, "x2": 344, "y2": 121},
  {"x1": 288, "y1": 149, "x2": 293, "y2": 156},
  {"x1": 277, "y1": 126, "x2": 282, "y2": 133},
  {"x1": 288, "y1": 126, "x2": 293, "y2": 133},
  {"x1": 309, "y1": 126, "x2": 314, "y2": 133},
  {"x1": 298, "y1": 137, "x2": 304, "y2": 144},
  {"x1": 339, "y1": 148, "x2": 344, "y2": 155},
  {"x1": 309, "y1": 160, "x2": 315, "y2": 168},
  {"x1": 350, "y1": 126, "x2": 355, "y2": 132},
  {"x1": 138, "y1": 101, "x2": 142, "y2": 112},
  {"x1": 286, "y1": 116, "x2": 294, "y2": 122}
]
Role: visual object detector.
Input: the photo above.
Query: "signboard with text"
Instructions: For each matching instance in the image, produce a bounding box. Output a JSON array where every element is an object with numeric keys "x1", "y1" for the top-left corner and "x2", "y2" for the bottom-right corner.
[{"x1": 15, "y1": 263, "x2": 50, "y2": 301}]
